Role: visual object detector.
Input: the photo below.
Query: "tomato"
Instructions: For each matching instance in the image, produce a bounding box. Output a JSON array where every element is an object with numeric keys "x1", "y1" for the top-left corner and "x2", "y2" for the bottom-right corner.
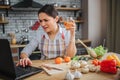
[
  {"x1": 55, "y1": 57, "x2": 63, "y2": 64},
  {"x1": 92, "y1": 59, "x2": 101, "y2": 66},
  {"x1": 64, "y1": 56, "x2": 71, "y2": 62}
]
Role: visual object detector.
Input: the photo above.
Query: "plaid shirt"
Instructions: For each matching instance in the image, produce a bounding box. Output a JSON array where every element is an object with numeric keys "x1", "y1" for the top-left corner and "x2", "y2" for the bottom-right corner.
[{"x1": 21, "y1": 25, "x2": 70, "y2": 59}]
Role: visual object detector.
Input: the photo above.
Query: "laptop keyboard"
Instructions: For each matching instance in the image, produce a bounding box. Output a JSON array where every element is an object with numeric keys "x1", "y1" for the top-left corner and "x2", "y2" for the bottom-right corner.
[{"x1": 15, "y1": 66, "x2": 43, "y2": 77}]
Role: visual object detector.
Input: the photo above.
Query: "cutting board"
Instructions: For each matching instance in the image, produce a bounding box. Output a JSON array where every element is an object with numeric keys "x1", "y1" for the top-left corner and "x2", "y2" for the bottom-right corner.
[{"x1": 41, "y1": 62, "x2": 70, "y2": 76}]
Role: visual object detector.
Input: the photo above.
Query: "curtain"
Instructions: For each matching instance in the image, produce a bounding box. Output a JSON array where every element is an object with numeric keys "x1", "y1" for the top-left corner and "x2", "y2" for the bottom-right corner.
[{"x1": 107, "y1": 0, "x2": 120, "y2": 53}]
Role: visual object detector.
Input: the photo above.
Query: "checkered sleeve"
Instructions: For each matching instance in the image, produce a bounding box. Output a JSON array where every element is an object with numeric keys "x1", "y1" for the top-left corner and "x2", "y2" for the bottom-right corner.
[{"x1": 21, "y1": 31, "x2": 41, "y2": 56}]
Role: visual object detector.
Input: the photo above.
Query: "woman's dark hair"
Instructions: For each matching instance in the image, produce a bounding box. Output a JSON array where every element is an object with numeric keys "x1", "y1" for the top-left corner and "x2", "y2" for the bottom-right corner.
[{"x1": 38, "y1": 4, "x2": 58, "y2": 19}]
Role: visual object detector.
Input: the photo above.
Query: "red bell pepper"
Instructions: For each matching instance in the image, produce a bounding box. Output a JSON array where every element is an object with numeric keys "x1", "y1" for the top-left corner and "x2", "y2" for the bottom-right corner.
[{"x1": 100, "y1": 59, "x2": 117, "y2": 74}]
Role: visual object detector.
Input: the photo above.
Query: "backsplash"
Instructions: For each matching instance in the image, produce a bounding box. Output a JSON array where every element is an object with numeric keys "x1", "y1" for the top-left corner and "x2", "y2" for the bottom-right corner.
[{"x1": 0, "y1": 0, "x2": 81, "y2": 43}]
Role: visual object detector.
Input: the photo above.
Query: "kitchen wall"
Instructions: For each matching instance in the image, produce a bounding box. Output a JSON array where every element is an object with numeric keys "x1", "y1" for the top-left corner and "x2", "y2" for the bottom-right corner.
[
  {"x1": 88, "y1": 0, "x2": 107, "y2": 47},
  {"x1": 0, "y1": 0, "x2": 81, "y2": 43}
]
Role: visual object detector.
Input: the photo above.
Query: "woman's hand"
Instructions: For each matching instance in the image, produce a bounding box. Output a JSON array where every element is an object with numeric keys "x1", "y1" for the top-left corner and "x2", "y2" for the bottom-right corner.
[
  {"x1": 16, "y1": 57, "x2": 32, "y2": 67},
  {"x1": 69, "y1": 20, "x2": 76, "y2": 36},
  {"x1": 65, "y1": 19, "x2": 76, "y2": 36}
]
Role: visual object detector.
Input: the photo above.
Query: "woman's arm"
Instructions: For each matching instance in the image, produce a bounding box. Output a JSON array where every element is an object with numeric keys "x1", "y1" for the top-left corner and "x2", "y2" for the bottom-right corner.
[
  {"x1": 16, "y1": 39, "x2": 38, "y2": 67},
  {"x1": 66, "y1": 31, "x2": 77, "y2": 58},
  {"x1": 20, "y1": 36, "x2": 39, "y2": 57},
  {"x1": 20, "y1": 52, "x2": 29, "y2": 59},
  {"x1": 66, "y1": 21, "x2": 77, "y2": 58},
  {"x1": 17, "y1": 35, "x2": 40, "y2": 67}
]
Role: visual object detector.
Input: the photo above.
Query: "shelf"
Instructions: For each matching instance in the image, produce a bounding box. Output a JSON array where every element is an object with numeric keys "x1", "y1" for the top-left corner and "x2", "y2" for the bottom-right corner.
[
  {"x1": 55, "y1": 7, "x2": 81, "y2": 16},
  {"x1": 32, "y1": 51, "x2": 41, "y2": 54},
  {"x1": 11, "y1": 7, "x2": 81, "y2": 11},
  {"x1": 75, "y1": 20, "x2": 84, "y2": 23},
  {"x1": 0, "y1": 19, "x2": 8, "y2": 34},
  {"x1": 0, "y1": 20, "x2": 8, "y2": 24},
  {"x1": 11, "y1": 7, "x2": 40, "y2": 11},
  {"x1": 10, "y1": 39, "x2": 91, "y2": 48},
  {"x1": 60, "y1": 20, "x2": 84, "y2": 23},
  {"x1": 76, "y1": 39, "x2": 91, "y2": 44},
  {"x1": 0, "y1": 5, "x2": 10, "y2": 16},
  {"x1": 10, "y1": 44, "x2": 26, "y2": 48},
  {"x1": 0, "y1": 5, "x2": 10, "y2": 34},
  {"x1": 0, "y1": 5, "x2": 10, "y2": 9},
  {"x1": 55, "y1": 7, "x2": 81, "y2": 11}
]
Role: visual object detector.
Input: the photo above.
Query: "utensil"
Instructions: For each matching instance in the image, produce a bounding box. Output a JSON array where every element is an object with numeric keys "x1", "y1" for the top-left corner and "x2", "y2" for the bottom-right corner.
[
  {"x1": 39, "y1": 66, "x2": 51, "y2": 76},
  {"x1": 102, "y1": 39, "x2": 106, "y2": 47},
  {"x1": 24, "y1": 28, "x2": 29, "y2": 33},
  {"x1": 39, "y1": 64, "x2": 63, "y2": 76},
  {"x1": 40, "y1": 64, "x2": 63, "y2": 71},
  {"x1": 15, "y1": 29, "x2": 19, "y2": 33},
  {"x1": 77, "y1": 39, "x2": 97, "y2": 58}
]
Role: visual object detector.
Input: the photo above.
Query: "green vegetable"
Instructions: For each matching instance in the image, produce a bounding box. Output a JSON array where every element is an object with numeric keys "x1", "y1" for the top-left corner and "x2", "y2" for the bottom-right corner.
[
  {"x1": 93, "y1": 45, "x2": 107, "y2": 57},
  {"x1": 72, "y1": 56, "x2": 79, "y2": 61}
]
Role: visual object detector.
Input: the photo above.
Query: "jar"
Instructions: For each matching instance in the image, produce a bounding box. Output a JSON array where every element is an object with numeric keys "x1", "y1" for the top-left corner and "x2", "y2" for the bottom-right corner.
[
  {"x1": 0, "y1": 13, "x2": 5, "y2": 21},
  {"x1": 1, "y1": 13, "x2": 5, "y2": 21},
  {"x1": 11, "y1": 37, "x2": 16, "y2": 45}
]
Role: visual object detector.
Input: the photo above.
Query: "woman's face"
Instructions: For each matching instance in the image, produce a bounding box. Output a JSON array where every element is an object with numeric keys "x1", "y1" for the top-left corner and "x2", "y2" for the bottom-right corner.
[{"x1": 38, "y1": 12, "x2": 58, "y2": 33}]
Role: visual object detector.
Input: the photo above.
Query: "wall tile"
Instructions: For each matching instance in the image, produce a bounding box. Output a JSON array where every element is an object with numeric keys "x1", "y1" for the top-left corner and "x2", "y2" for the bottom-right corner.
[{"x1": 0, "y1": 0, "x2": 81, "y2": 41}]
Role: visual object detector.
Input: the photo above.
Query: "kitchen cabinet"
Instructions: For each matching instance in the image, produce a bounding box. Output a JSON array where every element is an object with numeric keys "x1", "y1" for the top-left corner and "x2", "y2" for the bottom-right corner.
[{"x1": 0, "y1": 5, "x2": 10, "y2": 33}]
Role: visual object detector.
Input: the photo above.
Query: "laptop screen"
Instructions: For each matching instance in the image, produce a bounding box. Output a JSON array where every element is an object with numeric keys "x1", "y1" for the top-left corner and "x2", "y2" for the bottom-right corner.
[
  {"x1": 0, "y1": 39, "x2": 16, "y2": 78},
  {"x1": 0, "y1": 39, "x2": 43, "y2": 80}
]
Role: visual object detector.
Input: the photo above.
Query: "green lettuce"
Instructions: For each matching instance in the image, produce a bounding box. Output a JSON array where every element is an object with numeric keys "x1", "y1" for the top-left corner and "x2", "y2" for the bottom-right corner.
[{"x1": 93, "y1": 45, "x2": 108, "y2": 57}]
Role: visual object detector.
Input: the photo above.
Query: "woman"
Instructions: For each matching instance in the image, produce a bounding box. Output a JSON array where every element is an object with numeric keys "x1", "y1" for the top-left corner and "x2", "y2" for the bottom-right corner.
[{"x1": 17, "y1": 4, "x2": 77, "y2": 67}]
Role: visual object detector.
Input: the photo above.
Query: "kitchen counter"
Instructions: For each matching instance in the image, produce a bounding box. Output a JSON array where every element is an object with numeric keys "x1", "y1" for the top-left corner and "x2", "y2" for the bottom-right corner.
[
  {"x1": 0, "y1": 52, "x2": 119, "y2": 80},
  {"x1": 24, "y1": 60, "x2": 116, "y2": 80},
  {"x1": 24, "y1": 53, "x2": 119, "y2": 80}
]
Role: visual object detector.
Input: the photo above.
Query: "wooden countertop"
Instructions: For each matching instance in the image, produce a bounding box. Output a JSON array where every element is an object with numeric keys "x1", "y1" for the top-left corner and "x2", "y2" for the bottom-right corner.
[{"x1": 24, "y1": 53, "x2": 119, "y2": 80}]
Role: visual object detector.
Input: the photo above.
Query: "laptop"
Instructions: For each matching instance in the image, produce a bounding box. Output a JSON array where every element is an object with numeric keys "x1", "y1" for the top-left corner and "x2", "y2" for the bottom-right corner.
[{"x1": 0, "y1": 39, "x2": 43, "y2": 80}]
